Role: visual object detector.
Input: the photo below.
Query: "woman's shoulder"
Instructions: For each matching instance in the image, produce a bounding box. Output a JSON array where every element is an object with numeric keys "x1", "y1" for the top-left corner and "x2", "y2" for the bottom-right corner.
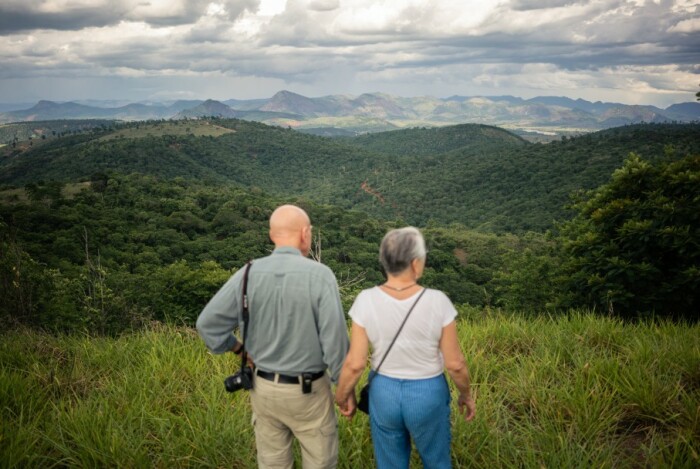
[
  {"x1": 351, "y1": 286, "x2": 381, "y2": 304},
  {"x1": 422, "y1": 288, "x2": 457, "y2": 314},
  {"x1": 359, "y1": 286, "x2": 380, "y2": 296},
  {"x1": 423, "y1": 287, "x2": 452, "y2": 301},
  {"x1": 364, "y1": 285, "x2": 380, "y2": 292}
]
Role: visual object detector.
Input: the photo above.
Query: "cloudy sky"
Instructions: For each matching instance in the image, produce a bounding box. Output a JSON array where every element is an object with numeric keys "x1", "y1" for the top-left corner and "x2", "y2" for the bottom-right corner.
[{"x1": 0, "y1": 0, "x2": 698, "y2": 106}]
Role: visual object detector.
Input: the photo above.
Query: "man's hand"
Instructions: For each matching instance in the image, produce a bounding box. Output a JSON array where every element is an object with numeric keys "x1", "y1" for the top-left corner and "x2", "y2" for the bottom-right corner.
[
  {"x1": 458, "y1": 392, "x2": 476, "y2": 422},
  {"x1": 231, "y1": 343, "x2": 254, "y2": 367}
]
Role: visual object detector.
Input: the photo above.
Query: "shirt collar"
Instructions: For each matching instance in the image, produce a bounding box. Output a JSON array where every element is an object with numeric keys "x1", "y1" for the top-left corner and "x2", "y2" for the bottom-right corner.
[{"x1": 273, "y1": 246, "x2": 302, "y2": 256}]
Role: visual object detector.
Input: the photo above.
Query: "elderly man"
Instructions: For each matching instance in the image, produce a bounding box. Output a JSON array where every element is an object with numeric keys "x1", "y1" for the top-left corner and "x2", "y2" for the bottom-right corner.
[{"x1": 196, "y1": 204, "x2": 349, "y2": 468}]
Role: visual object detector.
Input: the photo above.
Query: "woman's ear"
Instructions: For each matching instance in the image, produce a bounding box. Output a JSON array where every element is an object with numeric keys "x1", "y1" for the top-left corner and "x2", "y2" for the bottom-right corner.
[{"x1": 411, "y1": 258, "x2": 425, "y2": 279}]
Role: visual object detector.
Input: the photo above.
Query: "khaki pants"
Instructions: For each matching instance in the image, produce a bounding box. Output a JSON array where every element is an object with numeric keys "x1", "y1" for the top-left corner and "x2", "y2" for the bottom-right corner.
[{"x1": 250, "y1": 373, "x2": 338, "y2": 469}]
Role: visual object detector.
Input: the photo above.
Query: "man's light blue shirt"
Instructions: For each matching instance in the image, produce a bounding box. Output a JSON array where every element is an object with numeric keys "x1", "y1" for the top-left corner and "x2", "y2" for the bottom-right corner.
[{"x1": 196, "y1": 247, "x2": 349, "y2": 382}]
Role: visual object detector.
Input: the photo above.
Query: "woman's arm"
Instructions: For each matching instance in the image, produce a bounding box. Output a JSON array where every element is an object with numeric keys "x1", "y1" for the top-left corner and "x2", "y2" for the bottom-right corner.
[
  {"x1": 439, "y1": 320, "x2": 476, "y2": 422},
  {"x1": 334, "y1": 322, "x2": 370, "y2": 418}
]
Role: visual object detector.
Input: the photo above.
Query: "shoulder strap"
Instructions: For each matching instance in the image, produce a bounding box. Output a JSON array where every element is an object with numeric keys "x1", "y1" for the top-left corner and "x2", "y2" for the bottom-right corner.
[
  {"x1": 240, "y1": 261, "x2": 253, "y2": 370},
  {"x1": 370, "y1": 288, "x2": 427, "y2": 382}
]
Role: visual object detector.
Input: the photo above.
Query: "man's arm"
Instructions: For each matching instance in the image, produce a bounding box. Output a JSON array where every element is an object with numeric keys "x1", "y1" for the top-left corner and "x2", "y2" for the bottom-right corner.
[
  {"x1": 334, "y1": 321, "x2": 369, "y2": 418},
  {"x1": 316, "y1": 273, "x2": 349, "y2": 383},
  {"x1": 196, "y1": 270, "x2": 243, "y2": 354}
]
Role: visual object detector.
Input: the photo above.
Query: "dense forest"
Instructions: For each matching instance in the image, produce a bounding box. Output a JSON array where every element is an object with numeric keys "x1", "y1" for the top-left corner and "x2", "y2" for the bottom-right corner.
[
  {"x1": 3, "y1": 119, "x2": 699, "y2": 232},
  {"x1": 1, "y1": 119, "x2": 699, "y2": 333},
  {"x1": 1, "y1": 173, "x2": 537, "y2": 332}
]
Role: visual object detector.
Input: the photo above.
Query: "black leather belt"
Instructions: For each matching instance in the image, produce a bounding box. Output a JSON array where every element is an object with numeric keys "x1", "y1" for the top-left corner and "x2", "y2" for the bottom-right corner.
[{"x1": 256, "y1": 369, "x2": 325, "y2": 384}]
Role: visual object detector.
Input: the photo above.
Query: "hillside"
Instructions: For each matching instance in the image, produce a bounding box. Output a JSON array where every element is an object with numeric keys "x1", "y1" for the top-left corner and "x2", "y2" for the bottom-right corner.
[
  {"x1": 0, "y1": 120, "x2": 117, "y2": 144},
  {"x1": 341, "y1": 124, "x2": 527, "y2": 156},
  {"x1": 0, "y1": 100, "x2": 199, "y2": 123},
  {"x1": 2, "y1": 120, "x2": 699, "y2": 232}
]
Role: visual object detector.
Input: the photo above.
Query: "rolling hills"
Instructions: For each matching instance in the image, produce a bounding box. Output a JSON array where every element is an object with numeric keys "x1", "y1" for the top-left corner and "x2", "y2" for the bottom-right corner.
[{"x1": 2, "y1": 119, "x2": 699, "y2": 233}]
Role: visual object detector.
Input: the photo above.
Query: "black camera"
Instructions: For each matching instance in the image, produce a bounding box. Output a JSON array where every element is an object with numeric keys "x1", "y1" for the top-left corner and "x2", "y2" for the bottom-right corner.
[{"x1": 224, "y1": 366, "x2": 254, "y2": 393}]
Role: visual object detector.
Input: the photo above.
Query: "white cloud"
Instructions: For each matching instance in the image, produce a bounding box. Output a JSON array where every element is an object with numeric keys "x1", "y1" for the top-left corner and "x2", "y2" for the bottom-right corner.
[
  {"x1": 258, "y1": 0, "x2": 287, "y2": 15},
  {"x1": 668, "y1": 17, "x2": 700, "y2": 33}
]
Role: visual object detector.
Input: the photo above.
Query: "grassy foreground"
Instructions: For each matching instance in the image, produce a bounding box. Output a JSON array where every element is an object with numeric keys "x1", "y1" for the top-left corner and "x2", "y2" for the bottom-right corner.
[{"x1": 1, "y1": 311, "x2": 698, "y2": 468}]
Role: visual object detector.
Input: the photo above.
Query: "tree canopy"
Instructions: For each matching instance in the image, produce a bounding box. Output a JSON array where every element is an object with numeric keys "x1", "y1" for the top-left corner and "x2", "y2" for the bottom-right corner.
[{"x1": 559, "y1": 150, "x2": 700, "y2": 318}]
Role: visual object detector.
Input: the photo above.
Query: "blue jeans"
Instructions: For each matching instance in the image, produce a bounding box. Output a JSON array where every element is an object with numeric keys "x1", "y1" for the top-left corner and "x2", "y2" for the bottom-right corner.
[{"x1": 369, "y1": 373, "x2": 452, "y2": 469}]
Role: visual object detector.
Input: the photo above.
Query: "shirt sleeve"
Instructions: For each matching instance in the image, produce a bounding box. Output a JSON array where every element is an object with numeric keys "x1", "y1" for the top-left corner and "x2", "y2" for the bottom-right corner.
[
  {"x1": 437, "y1": 290, "x2": 458, "y2": 327},
  {"x1": 348, "y1": 290, "x2": 368, "y2": 328},
  {"x1": 315, "y1": 269, "x2": 349, "y2": 383},
  {"x1": 195, "y1": 269, "x2": 243, "y2": 354}
]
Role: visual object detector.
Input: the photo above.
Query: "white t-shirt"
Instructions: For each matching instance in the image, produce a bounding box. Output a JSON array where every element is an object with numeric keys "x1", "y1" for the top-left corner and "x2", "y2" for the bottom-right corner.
[{"x1": 349, "y1": 287, "x2": 457, "y2": 380}]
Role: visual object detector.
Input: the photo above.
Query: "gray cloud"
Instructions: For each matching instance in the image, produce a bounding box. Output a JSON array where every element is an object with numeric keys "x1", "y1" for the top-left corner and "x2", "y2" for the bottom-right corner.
[
  {"x1": 0, "y1": 0, "x2": 259, "y2": 34},
  {"x1": 0, "y1": 3, "x2": 123, "y2": 33},
  {"x1": 509, "y1": 0, "x2": 586, "y2": 11},
  {"x1": 0, "y1": 0, "x2": 697, "y2": 106},
  {"x1": 309, "y1": 0, "x2": 340, "y2": 12}
]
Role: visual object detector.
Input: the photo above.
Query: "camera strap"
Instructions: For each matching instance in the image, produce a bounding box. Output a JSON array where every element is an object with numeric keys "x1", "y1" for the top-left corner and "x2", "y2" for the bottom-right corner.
[{"x1": 240, "y1": 261, "x2": 253, "y2": 373}]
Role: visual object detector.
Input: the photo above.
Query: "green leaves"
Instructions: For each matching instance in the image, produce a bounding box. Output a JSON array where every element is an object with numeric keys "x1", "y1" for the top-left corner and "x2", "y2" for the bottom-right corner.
[{"x1": 559, "y1": 151, "x2": 700, "y2": 318}]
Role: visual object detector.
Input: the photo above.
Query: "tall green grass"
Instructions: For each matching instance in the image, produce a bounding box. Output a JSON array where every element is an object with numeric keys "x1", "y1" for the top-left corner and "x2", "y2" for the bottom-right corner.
[{"x1": 1, "y1": 312, "x2": 698, "y2": 468}]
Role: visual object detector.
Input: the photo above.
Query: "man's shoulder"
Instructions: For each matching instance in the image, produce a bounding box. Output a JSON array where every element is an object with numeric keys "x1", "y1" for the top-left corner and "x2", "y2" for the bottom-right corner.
[
  {"x1": 298, "y1": 257, "x2": 337, "y2": 280},
  {"x1": 255, "y1": 254, "x2": 337, "y2": 279}
]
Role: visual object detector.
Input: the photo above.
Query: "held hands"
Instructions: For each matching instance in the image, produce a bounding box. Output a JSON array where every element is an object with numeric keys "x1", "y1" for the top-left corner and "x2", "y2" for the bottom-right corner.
[
  {"x1": 335, "y1": 391, "x2": 357, "y2": 420},
  {"x1": 458, "y1": 392, "x2": 476, "y2": 422}
]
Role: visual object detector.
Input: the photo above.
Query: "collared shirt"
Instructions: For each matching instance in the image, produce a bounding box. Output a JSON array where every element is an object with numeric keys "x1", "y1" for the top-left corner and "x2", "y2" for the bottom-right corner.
[{"x1": 196, "y1": 247, "x2": 349, "y2": 383}]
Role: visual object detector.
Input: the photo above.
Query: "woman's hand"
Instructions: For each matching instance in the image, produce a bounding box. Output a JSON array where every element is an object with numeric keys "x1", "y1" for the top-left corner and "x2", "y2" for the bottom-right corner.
[
  {"x1": 335, "y1": 391, "x2": 357, "y2": 420},
  {"x1": 458, "y1": 392, "x2": 476, "y2": 422},
  {"x1": 335, "y1": 322, "x2": 369, "y2": 421}
]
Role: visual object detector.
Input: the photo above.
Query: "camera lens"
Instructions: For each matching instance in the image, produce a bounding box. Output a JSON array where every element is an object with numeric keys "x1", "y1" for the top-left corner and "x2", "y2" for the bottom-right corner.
[{"x1": 224, "y1": 373, "x2": 242, "y2": 393}]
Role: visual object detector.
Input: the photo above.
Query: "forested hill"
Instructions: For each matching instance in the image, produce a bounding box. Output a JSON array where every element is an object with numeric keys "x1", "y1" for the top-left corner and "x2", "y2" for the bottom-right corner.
[
  {"x1": 338, "y1": 124, "x2": 528, "y2": 156},
  {"x1": 2, "y1": 119, "x2": 699, "y2": 232}
]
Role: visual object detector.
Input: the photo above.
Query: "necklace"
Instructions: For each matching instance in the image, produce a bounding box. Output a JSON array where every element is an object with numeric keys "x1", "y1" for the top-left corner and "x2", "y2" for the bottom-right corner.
[{"x1": 382, "y1": 282, "x2": 417, "y2": 292}]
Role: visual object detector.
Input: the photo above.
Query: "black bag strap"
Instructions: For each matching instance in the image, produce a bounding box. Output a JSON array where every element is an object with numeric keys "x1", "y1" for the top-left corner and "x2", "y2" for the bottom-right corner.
[
  {"x1": 240, "y1": 261, "x2": 253, "y2": 371},
  {"x1": 368, "y1": 287, "x2": 427, "y2": 384}
]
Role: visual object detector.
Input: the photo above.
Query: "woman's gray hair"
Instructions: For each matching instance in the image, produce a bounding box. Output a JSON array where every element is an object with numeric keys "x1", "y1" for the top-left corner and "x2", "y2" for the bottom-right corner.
[{"x1": 379, "y1": 227, "x2": 427, "y2": 275}]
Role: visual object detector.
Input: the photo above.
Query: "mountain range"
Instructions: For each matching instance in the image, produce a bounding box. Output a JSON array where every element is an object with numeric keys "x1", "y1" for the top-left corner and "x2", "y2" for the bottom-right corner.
[{"x1": 1, "y1": 91, "x2": 698, "y2": 137}]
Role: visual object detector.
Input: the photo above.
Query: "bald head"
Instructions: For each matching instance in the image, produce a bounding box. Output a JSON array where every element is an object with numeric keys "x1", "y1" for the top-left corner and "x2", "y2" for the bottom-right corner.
[{"x1": 269, "y1": 205, "x2": 312, "y2": 256}]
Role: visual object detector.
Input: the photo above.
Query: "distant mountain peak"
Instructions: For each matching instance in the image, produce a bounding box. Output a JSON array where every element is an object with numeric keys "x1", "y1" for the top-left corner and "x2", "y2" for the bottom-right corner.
[
  {"x1": 32, "y1": 100, "x2": 60, "y2": 110},
  {"x1": 273, "y1": 90, "x2": 306, "y2": 98},
  {"x1": 262, "y1": 90, "x2": 328, "y2": 115},
  {"x1": 174, "y1": 99, "x2": 237, "y2": 119}
]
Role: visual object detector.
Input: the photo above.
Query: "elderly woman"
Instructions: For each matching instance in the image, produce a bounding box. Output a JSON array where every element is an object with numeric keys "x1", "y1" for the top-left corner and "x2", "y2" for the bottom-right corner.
[{"x1": 335, "y1": 227, "x2": 475, "y2": 469}]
